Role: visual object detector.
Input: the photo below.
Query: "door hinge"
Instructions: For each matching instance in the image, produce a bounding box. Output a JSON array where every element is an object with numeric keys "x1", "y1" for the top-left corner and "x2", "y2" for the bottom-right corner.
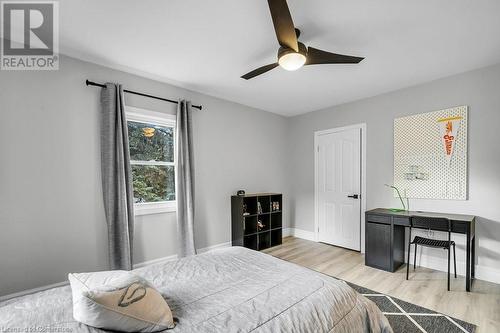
[{"x1": 317, "y1": 146, "x2": 319, "y2": 152}]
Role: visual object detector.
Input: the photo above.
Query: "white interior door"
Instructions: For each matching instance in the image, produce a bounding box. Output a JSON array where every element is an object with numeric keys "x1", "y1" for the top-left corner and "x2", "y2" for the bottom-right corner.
[{"x1": 317, "y1": 127, "x2": 361, "y2": 251}]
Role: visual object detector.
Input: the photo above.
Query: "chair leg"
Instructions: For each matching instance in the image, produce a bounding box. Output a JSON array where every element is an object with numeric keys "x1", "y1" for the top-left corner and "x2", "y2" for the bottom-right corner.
[
  {"x1": 447, "y1": 247, "x2": 451, "y2": 291},
  {"x1": 453, "y1": 243, "x2": 457, "y2": 278},
  {"x1": 414, "y1": 243, "x2": 417, "y2": 270}
]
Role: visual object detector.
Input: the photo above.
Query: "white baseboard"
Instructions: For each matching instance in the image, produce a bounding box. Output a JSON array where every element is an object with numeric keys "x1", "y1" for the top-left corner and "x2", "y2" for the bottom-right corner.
[
  {"x1": 0, "y1": 241, "x2": 232, "y2": 302},
  {"x1": 406, "y1": 251, "x2": 500, "y2": 284},
  {"x1": 0, "y1": 281, "x2": 69, "y2": 303},
  {"x1": 133, "y1": 254, "x2": 178, "y2": 269},
  {"x1": 282, "y1": 228, "x2": 293, "y2": 237},
  {"x1": 475, "y1": 265, "x2": 500, "y2": 284},
  {"x1": 284, "y1": 228, "x2": 316, "y2": 241},
  {"x1": 197, "y1": 241, "x2": 232, "y2": 254},
  {"x1": 134, "y1": 241, "x2": 232, "y2": 269}
]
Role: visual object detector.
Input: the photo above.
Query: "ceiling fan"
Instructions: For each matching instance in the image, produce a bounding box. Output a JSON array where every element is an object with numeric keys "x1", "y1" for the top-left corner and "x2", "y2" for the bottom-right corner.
[{"x1": 241, "y1": 0, "x2": 364, "y2": 80}]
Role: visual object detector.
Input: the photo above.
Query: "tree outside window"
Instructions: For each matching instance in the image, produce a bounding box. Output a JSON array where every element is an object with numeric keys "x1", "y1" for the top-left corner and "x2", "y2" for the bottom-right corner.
[{"x1": 126, "y1": 108, "x2": 176, "y2": 214}]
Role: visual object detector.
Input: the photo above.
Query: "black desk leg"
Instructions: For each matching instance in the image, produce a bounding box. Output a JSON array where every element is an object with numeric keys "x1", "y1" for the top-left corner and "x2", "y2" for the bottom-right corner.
[
  {"x1": 466, "y1": 229, "x2": 471, "y2": 292},
  {"x1": 471, "y1": 235, "x2": 475, "y2": 280}
]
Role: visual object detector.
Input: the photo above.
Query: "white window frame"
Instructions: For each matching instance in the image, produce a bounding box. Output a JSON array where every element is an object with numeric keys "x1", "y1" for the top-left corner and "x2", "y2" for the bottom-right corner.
[{"x1": 126, "y1": 106, "x2": 177, "y2": 216}]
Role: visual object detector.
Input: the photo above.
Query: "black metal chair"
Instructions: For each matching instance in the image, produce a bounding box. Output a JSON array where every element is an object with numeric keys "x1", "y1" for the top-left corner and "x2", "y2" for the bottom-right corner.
[{"x1": 406, "y1": 216, "x2": 457, "y2": 291}]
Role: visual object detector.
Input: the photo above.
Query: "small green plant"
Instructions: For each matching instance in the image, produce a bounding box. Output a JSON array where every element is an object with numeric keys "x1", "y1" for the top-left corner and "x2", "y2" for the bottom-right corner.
[{"x1": 384, "y1": 184, "x2": 408, "y2": 212}]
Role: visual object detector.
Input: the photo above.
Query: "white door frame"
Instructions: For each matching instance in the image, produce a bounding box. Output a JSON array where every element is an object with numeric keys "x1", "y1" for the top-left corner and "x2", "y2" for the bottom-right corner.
[{"x1": 314, "y1": 123, "x2": 367, "y2": 253}]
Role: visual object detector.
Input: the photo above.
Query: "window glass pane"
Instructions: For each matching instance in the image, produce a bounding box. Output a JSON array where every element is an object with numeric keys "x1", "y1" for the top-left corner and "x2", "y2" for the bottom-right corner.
[
  {"x1": 131, "y1": 165, "x2": 175, "y2": 203},
  {"x1": 128, "y1": 121, "x2": 174, "y2": 162}
]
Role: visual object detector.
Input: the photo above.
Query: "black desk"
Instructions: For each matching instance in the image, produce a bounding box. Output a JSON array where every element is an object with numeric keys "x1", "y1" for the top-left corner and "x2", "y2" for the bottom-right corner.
[{"x1": 365, "y1": 208, "x2": 476, "y2": 292}]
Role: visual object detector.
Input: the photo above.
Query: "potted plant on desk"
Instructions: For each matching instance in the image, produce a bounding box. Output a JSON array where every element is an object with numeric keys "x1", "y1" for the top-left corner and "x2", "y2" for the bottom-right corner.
[{"x1": 384, "y1": 184, "x2": 409, "y2": 212}]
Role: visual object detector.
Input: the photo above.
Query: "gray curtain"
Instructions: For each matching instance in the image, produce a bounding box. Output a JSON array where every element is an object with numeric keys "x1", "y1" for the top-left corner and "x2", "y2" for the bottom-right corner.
[
  {"x1": 176, "y1": 100, "x2": 196, "y2": 257},
  {"x1": 100, "y1": 83, "x2": 134, "y2": 270}
]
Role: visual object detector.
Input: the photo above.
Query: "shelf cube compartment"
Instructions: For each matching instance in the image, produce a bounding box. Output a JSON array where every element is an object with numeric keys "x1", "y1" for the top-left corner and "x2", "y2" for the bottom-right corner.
[
  {"x1": 244, "y1": 216, "x2": 258, "y2": 235},
  {"x1": 244, "y1": 234, "x2": 258, "y2": 251},
  {"x1": 270, "y1": 194, "x2": 282, "y2": 212},
  {"x1": 257, "y1": 214, "x2": 270, "y2": 232},
  {"x1": 271, "y1": 229, "x2": 282, "y2": 247},
  {"x1": 257, "y1": 196, "x2": 271, "y2": 214},
  {"x1": 258, "y1": 232, "x2": 271, "y2": 250},
  {"x1": 271, "y1": 212, "x2": 282, "y2": 229},
  {"x1": 243, "y1": 197, "x2": 258, "y2": 215}
]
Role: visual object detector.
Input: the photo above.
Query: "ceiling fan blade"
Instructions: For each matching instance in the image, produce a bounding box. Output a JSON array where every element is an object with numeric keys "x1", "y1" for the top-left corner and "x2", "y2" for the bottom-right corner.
[
  {"x1": 306, "y1": 47, "x2": 364, "y2": 65},
  {"x1": 267, "y1": 0, "x2": 298, "y2": 52},
  {"x1": 241, "y1": 63, "x2": 279, "y2": 80}
]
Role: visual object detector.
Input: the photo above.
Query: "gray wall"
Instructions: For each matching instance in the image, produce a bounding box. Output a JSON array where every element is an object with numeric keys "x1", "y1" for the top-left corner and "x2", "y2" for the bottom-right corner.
[
  {"x1": 0, "y1": 55, "x2": 289, "y2": 296},
  {"x1": 287, "y1": 63, "x2": 500, "y2": 281},
  {"x1": 2, "y1": 54, "x2": 499, "y2": 295}
]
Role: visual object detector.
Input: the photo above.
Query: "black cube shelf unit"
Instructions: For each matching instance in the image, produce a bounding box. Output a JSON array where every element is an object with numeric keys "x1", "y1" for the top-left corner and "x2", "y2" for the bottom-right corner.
[{"x1": 231, "y1": 193, "x2": 283, "y2": 251}]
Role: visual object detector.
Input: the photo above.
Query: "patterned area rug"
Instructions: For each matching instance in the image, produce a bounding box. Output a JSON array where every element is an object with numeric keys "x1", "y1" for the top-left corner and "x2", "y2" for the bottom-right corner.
[{"x1": 347, "y1": 282, "x2": 476, "y2": 333}]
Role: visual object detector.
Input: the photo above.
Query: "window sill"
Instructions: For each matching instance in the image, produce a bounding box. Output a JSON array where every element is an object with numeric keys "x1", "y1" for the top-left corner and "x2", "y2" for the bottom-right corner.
[{"x1": 134, "y1": 202, "x2": 176, "y2": 216}]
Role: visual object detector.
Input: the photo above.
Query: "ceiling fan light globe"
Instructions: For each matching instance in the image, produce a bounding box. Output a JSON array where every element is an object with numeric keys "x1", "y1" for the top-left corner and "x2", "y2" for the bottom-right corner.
[{"x1": 278, "y1": 52, "x2": 306, "y2": 71}]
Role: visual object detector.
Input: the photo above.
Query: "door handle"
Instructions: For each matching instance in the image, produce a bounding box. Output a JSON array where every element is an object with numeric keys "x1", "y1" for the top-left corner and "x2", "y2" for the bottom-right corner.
[{"x1": 347, "y1": 194, "x2": 359, "y2": 199}]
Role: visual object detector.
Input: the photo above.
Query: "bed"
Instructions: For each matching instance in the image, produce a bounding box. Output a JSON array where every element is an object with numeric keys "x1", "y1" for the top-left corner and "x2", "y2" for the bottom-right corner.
[{"x1": 0, "y1": 247, "x2": 392, "y2": 332}]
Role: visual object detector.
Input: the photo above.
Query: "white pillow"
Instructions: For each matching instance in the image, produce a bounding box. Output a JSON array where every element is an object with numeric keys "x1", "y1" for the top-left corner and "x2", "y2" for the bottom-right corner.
[{"x1": 68, "y1": 270, "x2": 175, "y2": 332}]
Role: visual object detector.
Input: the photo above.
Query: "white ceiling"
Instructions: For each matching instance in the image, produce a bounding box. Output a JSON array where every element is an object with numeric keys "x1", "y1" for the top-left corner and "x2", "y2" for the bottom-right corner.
[{"x1": 58, "y1": 0, "x2": 500, "y2": 116}]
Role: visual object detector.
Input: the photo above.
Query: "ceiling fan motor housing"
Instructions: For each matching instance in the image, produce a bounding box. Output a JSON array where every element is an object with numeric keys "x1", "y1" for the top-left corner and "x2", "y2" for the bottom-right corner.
[{"x1": 278, "y1": 42, "x2": 307, "y2": 60}]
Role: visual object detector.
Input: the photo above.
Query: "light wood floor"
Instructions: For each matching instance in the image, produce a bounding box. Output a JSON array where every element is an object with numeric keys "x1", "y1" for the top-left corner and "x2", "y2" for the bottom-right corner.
[{"x1": 263, "y1": 237, "x2": 500, "y2": 333}]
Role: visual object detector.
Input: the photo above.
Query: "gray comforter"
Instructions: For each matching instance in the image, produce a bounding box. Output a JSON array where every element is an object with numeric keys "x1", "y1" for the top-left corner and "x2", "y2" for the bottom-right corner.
[{"x1": 0, "y1": 247, "x2": 392, "y2": 332}]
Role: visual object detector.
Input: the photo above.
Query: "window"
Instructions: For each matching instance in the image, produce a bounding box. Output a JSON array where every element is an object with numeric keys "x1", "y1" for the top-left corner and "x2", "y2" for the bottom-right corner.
[{"x1": 126, "y1": 107, "x2": 176, "y2": 215}]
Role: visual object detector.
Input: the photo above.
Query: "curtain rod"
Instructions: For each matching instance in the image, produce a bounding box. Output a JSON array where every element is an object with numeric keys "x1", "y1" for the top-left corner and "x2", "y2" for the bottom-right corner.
[{"x1": 85, "y1": 80, "x2": 203, "y2": 110}]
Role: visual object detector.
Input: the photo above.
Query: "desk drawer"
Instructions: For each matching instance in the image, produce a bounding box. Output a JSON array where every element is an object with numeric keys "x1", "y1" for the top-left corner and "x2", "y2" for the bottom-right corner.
[
  {"x1": 393, "y1": 217, "x2": 410, "y2": 226},
  {"x1": 452, "y1": 221, "x2": 467, "y2": 234},
  {"x1": 366, "y1": 214, "x2": 390, "y2": 224}
]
